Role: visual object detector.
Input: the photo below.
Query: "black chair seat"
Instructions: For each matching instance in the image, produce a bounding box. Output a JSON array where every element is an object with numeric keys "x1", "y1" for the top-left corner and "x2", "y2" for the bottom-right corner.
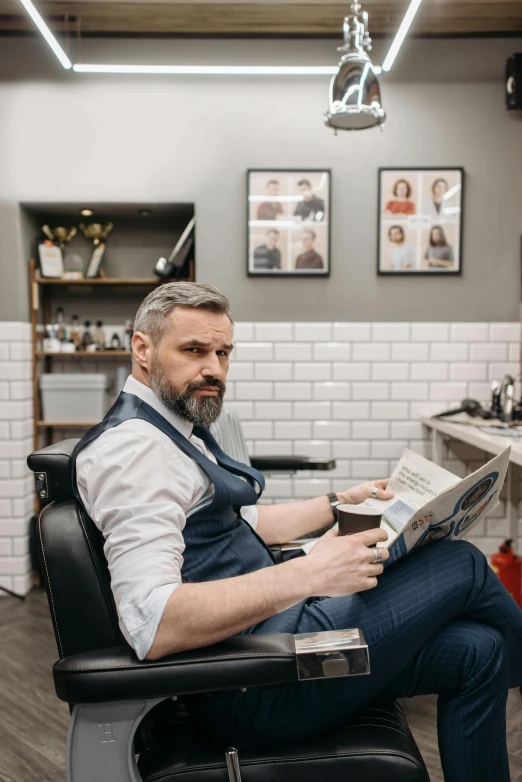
[{"x1": 138, "y1": 700, "x2": 429, "y2": 782}]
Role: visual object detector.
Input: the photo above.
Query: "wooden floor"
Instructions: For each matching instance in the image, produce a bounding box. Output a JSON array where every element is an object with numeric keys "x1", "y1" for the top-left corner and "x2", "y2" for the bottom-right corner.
[{"x1": 1, "y1": 589, "x2": 521, "y2": 782}]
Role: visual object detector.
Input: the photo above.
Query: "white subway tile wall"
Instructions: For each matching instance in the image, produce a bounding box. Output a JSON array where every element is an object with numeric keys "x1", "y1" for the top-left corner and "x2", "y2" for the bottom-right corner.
[
  {"x1": 229, "y1": 322, "x2": 520, "y2": 558},
  {"x1": 0, "y1": 323, "x2": 34, "y2": 596},
  {"x1": 0, "y1": 321, "x2": 520, "y2": 592}
]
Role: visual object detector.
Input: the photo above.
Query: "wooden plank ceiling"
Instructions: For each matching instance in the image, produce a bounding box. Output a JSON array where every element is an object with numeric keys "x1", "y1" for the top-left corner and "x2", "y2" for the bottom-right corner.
[{"x1": 0, "y1": 0, "x2": 521, "y2": 36}]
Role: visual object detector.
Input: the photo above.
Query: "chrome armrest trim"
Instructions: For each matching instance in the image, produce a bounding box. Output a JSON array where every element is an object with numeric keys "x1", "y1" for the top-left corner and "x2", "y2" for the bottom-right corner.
[
  {"x1": 35, "y1": 471, "x2": 48, "y2": 499},
  {"x1": 294, "y1": 628, "x2": 370, "y2": 680}
]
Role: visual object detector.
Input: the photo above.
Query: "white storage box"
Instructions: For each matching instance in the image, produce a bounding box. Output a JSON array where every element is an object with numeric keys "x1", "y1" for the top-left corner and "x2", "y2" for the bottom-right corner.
[{"x1": 40, "y1": 374, "x2": 109, "y2": 423}]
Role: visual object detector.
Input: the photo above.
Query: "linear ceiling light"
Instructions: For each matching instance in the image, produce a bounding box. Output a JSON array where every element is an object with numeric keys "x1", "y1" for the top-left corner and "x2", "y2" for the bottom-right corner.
[
  {"x1": 73, "y1": 64, "x2": 342, "y2": 76},
  {"x1": 17, "y1": 0, "x2": 71, "y2": 69},
  {"x1": 18, "y1": 0, "x2": 387, "y2": 76},
  {"x1": 382, "y1": 0, "x2": 423, "y2": 72}
]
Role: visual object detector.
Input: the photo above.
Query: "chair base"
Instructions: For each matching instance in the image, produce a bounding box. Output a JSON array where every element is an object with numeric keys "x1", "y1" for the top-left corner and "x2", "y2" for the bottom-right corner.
[
  {"x1": 66, "y1": 697, "x2": 165, "y2": 782},
  {"x1": 138, "y1": 699, "x2": 430, "y2": 782}
]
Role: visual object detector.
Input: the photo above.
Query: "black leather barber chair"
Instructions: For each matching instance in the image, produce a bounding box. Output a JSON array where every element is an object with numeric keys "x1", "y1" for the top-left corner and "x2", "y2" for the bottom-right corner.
[
  {"x1": 210, "y1": 409, "x2": 336, "y2": 474},
  {"x1": 28, "y1": 440, "x2": 429, "y2": 782}
]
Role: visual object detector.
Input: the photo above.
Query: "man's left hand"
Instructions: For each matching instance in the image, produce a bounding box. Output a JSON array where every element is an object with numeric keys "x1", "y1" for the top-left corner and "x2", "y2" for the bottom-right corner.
[{"x1": 336, "y1": 479, "x2": 394, "y2": 505}]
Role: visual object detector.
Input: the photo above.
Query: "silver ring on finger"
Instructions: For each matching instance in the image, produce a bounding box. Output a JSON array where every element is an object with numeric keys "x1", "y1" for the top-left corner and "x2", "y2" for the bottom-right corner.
[
  {"x1": 371, "y1": 486, "x2": 379, "y2": 499},
  {"x1": 373, "y1": 547, "x2": 383, "y2": 564}
]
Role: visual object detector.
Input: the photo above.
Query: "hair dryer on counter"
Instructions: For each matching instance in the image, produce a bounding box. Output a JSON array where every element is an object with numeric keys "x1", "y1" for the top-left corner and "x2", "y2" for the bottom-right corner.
[
  {"x1": 436, "y1": 375, "x2": 520, "y2": 423},
  {"x1": 436, "y1": 398, "x2": 491, "y2": 419}
]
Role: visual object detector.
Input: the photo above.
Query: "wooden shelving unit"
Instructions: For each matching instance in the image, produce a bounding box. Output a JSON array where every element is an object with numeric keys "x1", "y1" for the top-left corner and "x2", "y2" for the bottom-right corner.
[
  {"x1": 30, "y1": 258, "x2": 166, "y2": 452},
  {"x1": 25, "y1": 200, "x2": 196, "y2": 522},
  {"x1": 28, "y1": 200, "x2": 196, "y2": 457}
]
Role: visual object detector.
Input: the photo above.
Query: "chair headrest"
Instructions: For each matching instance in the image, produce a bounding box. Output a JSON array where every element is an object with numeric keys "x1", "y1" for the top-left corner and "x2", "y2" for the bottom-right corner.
[{"x1": 27, "y1": 439, "x2": 80, "y2": 501}]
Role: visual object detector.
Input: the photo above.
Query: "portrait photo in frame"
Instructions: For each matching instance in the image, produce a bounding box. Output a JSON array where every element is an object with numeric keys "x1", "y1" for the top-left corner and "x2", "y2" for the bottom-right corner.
[
  {"x1": 247, "y1": 169, "x2": 331, "y2": 277},
  {"x1": 377, "y1": 167, "x2": 464, "y2": 275}
]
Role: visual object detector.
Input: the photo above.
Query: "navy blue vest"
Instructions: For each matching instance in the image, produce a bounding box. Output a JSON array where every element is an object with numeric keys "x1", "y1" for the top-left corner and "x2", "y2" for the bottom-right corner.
[{"x1": 71, "y1": 391, "x2": 277, "y2": 584}]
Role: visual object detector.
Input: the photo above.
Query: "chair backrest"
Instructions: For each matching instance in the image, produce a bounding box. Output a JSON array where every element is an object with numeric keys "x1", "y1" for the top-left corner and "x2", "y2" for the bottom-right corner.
[
  {"x1": 27, "y1": 412, "x2": 251, "y2": 659},
  {"x1": 210, "y1": 409, "x2": 251, "y2": 465},
  {"x1": 28, "y1": 440, "x2": 125, "y2": 659}
]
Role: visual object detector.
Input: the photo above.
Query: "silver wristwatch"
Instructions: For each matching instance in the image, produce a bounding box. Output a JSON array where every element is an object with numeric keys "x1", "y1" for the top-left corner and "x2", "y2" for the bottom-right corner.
[{"x1": 327, "y1": 491, "x2": 341, "y2": 521}]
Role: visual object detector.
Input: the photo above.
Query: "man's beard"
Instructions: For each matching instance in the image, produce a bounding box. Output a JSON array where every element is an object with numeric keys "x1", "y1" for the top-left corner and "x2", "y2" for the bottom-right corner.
[{"x1": 149, "y1": 356, "x2": 225, "y2": 428}]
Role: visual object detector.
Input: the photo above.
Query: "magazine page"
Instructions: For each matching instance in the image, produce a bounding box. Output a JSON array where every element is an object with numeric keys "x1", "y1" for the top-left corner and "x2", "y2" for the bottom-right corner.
[
  {"x1": 300, "y1": 448, "x2": 510, "y2": 563},
  {"x1": 384, "y1": 447, "x2": 510, "y2": 566},
  {"x1": 363, "y1": 449, "x2": 460, "y2": 543},
  {"x1": 300, "y1": 449, "x2": 459, "y2": 556}
]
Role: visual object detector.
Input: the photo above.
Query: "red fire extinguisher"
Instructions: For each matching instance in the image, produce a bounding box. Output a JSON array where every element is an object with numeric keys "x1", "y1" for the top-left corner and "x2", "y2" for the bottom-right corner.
[{"x1": 490, "y1": 539, "x2": 522, "y2": 607}]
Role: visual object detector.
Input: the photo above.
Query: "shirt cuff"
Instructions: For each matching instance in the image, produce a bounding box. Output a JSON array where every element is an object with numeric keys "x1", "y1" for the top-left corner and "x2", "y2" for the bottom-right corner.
[
  {"x1": 119, "y1": 582, "x2": 180, "y2": 660},
  {"x1": 240, "y1": 504, "x2": 259, "y2": 530}
]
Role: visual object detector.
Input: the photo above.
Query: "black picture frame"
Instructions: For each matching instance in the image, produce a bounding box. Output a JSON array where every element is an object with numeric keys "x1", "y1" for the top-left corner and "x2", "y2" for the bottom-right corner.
[
  {"x1": 377, "y1": 167, "x2": 464, "y2": 276},
  {"x1": 247, "y1": 168, "x2": 331, "y2": 277}
]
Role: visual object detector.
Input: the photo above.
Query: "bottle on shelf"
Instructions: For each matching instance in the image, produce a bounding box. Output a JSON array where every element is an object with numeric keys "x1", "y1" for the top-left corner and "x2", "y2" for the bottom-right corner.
[
  {"x1": 43, "y1": 324, "x2": 60, "y2": 353},
  {"x1": 70, "y1": 315, "x2": 82, "y2": 349},
  {"x1": 94, "y1": 320, "x2": 106, "y2": 350},
  {"x1": 82, "y1": 320, "x2": 94, "y2": 349},
  {"x1": 110, "y1": 332, "x2": 122, "y2": 350},
  {"x1": 124, "y1": 319, "x2": 133, "y2": 352},
  {"x1": 55, "y1": 307, "x2": 67, "y2": 342}
]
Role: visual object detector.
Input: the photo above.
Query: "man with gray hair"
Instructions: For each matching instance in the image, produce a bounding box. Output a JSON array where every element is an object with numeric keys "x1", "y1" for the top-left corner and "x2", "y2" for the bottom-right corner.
[{"x1": 74, "y1": 282, "x2": 522, "y2": 779}]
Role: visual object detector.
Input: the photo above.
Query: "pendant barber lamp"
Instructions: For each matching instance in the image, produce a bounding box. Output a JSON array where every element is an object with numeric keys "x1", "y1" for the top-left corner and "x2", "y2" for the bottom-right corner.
[{"x1": 325, "y1": 2, "x2": 385, "y2": 131}]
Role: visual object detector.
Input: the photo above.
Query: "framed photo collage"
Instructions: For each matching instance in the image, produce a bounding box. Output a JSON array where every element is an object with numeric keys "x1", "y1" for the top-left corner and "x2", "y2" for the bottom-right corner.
[
  {"x1": 247, "y1": 167, "x2": 464, "y2": 278},
  {"x1": 247, "y1": 169, "x2": 331, "y2": 277},
  {"x1": 377, "y1": 167, "x2": 464, "y2": 275}
]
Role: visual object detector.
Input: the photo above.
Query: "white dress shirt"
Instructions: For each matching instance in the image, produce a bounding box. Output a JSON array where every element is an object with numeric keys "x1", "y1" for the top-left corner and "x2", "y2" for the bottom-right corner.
[{"x1": 76, "y1": 375, "x2": 258, "y2": 660}]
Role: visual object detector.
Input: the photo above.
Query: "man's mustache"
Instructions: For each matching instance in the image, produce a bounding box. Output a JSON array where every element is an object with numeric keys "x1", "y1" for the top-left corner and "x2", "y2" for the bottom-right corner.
[{"x1": 187, "y1": 378, "x2": 226, "y2": 394}]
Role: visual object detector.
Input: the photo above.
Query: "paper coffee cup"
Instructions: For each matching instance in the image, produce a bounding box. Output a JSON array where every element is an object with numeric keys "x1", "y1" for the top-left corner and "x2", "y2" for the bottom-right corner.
[{"x1": 337, "y1": 504, "x2": 382, "y2": 536}]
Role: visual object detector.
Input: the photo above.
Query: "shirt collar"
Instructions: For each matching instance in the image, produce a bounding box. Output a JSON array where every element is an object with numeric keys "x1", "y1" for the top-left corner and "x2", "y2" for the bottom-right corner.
[{"x1": 123, "y1": 375, "x2": 193, "y2": 439}]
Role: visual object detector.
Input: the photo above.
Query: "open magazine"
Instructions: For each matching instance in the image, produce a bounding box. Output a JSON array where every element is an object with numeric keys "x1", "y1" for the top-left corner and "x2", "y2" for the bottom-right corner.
[{"x1": 302, "y1": 447, "x2": 510, "y2": 567}]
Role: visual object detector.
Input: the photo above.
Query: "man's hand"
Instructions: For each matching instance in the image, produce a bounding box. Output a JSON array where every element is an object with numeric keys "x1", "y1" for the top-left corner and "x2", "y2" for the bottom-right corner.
[
  {"x1": 306, "y1": 527, "x2": 390, "y2": 597},
  {"x1": 337, "y1": 479, "x2": 394, "y2": 506},
  {"x1": 256, "y1": 479, "x2": 395, "y2": 546}
]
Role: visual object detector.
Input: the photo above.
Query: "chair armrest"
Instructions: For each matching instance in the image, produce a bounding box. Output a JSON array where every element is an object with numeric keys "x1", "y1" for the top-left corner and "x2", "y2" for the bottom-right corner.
[
  {"x1": 53, "y1": 634, "x2": 298, "y2": 703},
  {"x1": 53, "y1": 629, "x2": 369, "y2": 704},
  {"x1": 250, "y1": 455, "x2": 336, "y2": 472}
]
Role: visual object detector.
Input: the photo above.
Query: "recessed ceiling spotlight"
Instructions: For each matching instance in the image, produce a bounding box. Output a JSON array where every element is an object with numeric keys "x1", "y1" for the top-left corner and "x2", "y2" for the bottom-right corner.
[
  {"x1": 80, "y1": 209, "x2": 94, "y2": 216},
  {"x1": 138, "y1": 209, "x2": 152, "y2": 216}
]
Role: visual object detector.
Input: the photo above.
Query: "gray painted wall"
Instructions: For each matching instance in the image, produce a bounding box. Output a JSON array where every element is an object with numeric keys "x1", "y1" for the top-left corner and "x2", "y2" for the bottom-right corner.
[{"x1": 0, "y1": 36, "x2": 521, "y2": 322}]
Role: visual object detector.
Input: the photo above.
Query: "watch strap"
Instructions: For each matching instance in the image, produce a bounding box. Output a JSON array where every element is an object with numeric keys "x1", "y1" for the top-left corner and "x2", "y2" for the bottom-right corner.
[{"x1": 327, "y1": 491, "x2": 341, "y2": 520}]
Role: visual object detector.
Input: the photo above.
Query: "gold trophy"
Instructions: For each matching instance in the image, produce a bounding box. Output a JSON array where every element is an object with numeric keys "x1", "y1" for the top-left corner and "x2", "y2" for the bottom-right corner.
[
  {"x1": 39, "y1": 225, "x2": 78, "y2": 278},
  {"x1": 80, "y1": 221, "x2": 114, "y2": 278},
  {"x1": 42, "y1": 225, "x2": 77, "y2": 249}
]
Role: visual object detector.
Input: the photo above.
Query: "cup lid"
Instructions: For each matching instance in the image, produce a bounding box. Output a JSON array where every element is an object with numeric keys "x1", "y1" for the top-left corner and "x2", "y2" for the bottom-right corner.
[{"x1": 337, "y1": 504, "x2": 382, "y2": 515}]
